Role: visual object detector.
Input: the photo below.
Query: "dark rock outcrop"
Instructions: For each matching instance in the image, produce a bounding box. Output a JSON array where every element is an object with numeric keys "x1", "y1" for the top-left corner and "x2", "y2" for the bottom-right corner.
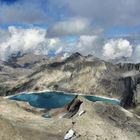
[
  {"x1": 120, "y1": 74, "x2": 140, "y2": 108},
  {"x1": 118, "y1": 63, "x2": 140, "y2": 71},
  {"x1": 64, "y1": 96, "x2": 83, "y2": 118},
  {"x1": 120, "y1": 77, "x2": 136, "y2": 108},
  {"x1": 46, "y1": 95, "x2": 83, "y2": 118}
]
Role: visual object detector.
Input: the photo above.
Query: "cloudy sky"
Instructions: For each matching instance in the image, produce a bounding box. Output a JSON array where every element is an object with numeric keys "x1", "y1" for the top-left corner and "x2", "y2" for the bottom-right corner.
[{"x1": 0, "y1": 0, "x2": 140, "y2": 62}]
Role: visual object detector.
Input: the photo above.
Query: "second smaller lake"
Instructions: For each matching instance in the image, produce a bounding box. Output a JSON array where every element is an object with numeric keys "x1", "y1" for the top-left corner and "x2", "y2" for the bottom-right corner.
[{"x1": 84, "y1": 95, "x2": 120, "y2": 105}]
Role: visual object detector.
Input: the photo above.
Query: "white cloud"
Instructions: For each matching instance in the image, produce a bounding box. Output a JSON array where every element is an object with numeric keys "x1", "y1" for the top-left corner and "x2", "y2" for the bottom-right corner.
[
  {"x1": 102, "y1": 39, "x2": 133, "y2": 59},
  {"x1": 76, "y1": 35, "x2": 103, "y2": 56},
  {"x1": 48, "y1": 18, "x2": 103, "y2": 37},
  {"x1": 50, "y1": 35, "x2": 103, "y2": 56},
  {"x1": 78, "y1": 35, "x2": 98, "y2": 46},
  {"x1": 47, "y1": 38, "x2": 61, "y2": 48},
  {"x1": 1, "y1": 26, "x2": 140, "y2": 63},
  {"x1": 0, "y1": 26, "x2": 60, "y2": 60}
]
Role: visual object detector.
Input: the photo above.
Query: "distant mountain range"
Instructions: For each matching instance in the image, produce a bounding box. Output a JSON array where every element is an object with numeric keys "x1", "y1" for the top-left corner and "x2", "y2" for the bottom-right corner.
[{"x1": 0, "y1": 52, "x2": 140, "y2": 110}]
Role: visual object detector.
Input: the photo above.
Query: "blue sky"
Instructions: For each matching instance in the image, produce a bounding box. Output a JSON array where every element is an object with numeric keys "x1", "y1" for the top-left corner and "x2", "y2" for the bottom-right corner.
[
  {"x1": 0, "y1": 0, "x2": 17, "y2": 4},
  {"x1": 106, "y1": 26, "x2": 140, "y2": 38}
]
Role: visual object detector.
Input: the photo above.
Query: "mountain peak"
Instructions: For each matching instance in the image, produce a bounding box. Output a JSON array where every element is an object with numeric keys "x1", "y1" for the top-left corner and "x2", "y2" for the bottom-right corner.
[{"x1": 65, "y1": 52, "x2": 84, "y2": 62}]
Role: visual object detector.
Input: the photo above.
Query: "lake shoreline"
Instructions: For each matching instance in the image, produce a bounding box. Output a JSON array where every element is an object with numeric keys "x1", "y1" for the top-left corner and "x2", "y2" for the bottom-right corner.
[{"x1": 4, "y1": 89, "x2": 120, "y2": 102}]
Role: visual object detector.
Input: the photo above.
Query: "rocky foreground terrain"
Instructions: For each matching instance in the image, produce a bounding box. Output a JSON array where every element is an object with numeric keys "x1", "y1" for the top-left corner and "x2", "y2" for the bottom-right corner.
[
  {"x1": 0, "y1": 96, "x2": 140, "y2": 140},
  {"x1": 0, "y1": 52, "x2": 140, "y2": 140}
]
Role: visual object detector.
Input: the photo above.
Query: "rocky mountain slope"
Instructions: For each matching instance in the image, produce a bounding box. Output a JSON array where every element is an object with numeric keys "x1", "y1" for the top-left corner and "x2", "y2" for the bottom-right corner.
[
  {"x1": 0, "y1": 52, "x2": 139, "y2": 108},
  {"x1": 0, "y1": 96, "x2": 140, "y2": 140},
  {"x1": 0, "y1": 53, "x2": 49, "y2": 96}
]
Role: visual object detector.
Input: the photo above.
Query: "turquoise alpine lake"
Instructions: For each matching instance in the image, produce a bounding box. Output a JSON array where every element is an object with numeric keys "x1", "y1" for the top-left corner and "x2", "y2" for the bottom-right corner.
[
  {"x1": 84, "y1": 95, "x2": 120, "y2": 105},
  {"x1": 9, "y1": 92, "x2": 75, "y2": 109},
  {"x1": 9, "y1": 91, "x2": 120, "y2": 109}
]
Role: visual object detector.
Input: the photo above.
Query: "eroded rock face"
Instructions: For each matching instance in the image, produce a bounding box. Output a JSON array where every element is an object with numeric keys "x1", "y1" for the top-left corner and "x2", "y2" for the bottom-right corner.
[
  {"x1": 120, "y1": 74, "x2": 140, "y2": 108},
  {"x1": 118, "y1": 63, "x2": 140, "y2": 71},
  {"x1": 120, "y1": 77, "x2": 136, "y2": 108},
  {"x1": 136, "y1": 84, "x2": 140, "y2": 105},
  {"x1": 63, "y1": 97, "x2": 83, "y2": 118}
]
